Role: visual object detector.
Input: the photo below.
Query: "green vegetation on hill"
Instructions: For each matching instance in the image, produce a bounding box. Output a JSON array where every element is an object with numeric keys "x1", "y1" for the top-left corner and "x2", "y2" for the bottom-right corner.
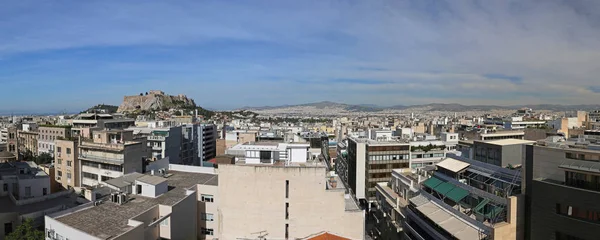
[{"x1": 81, "y1": 104, "x2": 119, "y2": 114}]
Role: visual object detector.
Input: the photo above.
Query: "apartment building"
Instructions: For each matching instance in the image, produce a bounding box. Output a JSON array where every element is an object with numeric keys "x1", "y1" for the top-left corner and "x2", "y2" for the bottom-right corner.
[
  {"x1": 71, "y1": 113, "x2": 135, "y2": 138},
  {"x1": 79, "y1": 129, "x2": 148, "y2": 187},
  {"x1": 225, "y1": 141, "x2": 310, "y2": 164},
  {"x1": 0, "y1": 162, "x2": 79, "y2": 239},
  {"x1": 217, "y1": 160, "x2": 364, "y2": 239},
  {"x1": 38, "y1": 125, "x2": 71, "y2": 156},
  {"x1": 0, "y1": 127, "x2": 7, "y2": 143},
  {"x1": 525, "y1": 137, "x2": 600, "y2": 240},
  {"x1": 338, "y1": 137, "x2": 410, "y2": 202},
  {"x1": 6, "y1": 126, "x2": 17, "y2": 157},
  {"x1": 375, "y1": 156, "x2": 523, "y2": 240},
  {"x1": 44, "y1": 166, "x2": 218, "y2": 240},
  {"x1": 473, "y1": 139, "x2": 534, "y2": 168},
  {"x1": 17, "y1": 130, "x2": 38, "y2": 156},
  {"x1": 194, "y1": 124, "x2": 217, "y2": 166},
  {"x1": 410, "y1": 140, "x2": 447, "y2": 169},
  {"x1": 54, "y1": 139, "x2": 79, "y2": 190}
]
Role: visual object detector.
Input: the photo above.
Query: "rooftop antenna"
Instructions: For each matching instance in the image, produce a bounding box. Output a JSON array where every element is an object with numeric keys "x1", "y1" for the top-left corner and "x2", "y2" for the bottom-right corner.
[{"x1": 251, "y1": 230, "x2": 268, "y2": 240}]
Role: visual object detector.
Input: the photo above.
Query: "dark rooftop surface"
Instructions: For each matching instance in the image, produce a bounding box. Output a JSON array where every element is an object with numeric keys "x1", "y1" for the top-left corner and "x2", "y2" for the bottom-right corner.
[
  {"x1": 55, "y1": 171, "x2": 217, "y2": 239},
  {"x1": 0, "y1": 193, "x2": 80, "y2": 214}
]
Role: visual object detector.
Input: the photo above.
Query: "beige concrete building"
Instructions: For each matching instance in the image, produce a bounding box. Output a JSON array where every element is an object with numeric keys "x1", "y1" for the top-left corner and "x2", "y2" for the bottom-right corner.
[
  {"x1": 38, "y1": 125, "x2": 71, "y2": 156},
  {"x1": 55, "y1": 139, "x2": 80, "y2": 190},
  {"x1": 44, "y1": 166, "x2": 218, "y2": 240},
  {"x1": 79, "y1": 129, "x2": 149, "y2": 188},
  {"x1": 17, "y1": 130, "x2": 38, "y2": 157},
  {"x1": 218, "y1": 163, "x2": 365, "y2": 240}
]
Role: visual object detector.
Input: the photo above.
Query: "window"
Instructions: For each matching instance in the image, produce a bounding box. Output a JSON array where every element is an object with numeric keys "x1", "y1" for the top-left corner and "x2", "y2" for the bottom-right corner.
[
  {"x1": 57, "y1": 171, "x2": 62, "y2": 177},
  {"x1": 201, "y1": 228, "x2": 214, "y2": 235},
  {"x1": 201, "y1": 194, "x2": 214, "y2": 202},
  {"x1": 4, "y1": 223, "x2": 12, "y2": 236},
  {"x1": 82, "y1": 160, "x2": 98, "y2": 167},
  {"x1": 43, "y1": 188, "x2": 47, "y2": 195},
  {"x1": 83, "y1": 172, "x2": 98, "y2": 180},
  {"x1": 160, "y1": 218, "x2": 169, "y2": 226},
  {"x1": 285, "y1": 224, "x2": 289, "y2": 239},
  {"x1": 3, "y1": 184, "x2": 7, "y2": 192},
  {"x1": 556, "y1": 203, "x2": 600, "y2": 223},
  {"x1": 67, "y1": 161, "x2": 72, "y2": 167},
  {"x1": 57, "y1": 159, "x2": 62, "y2": 164},
  {"x1": 100, "y1": 163, "x2": 122, "y2": 172},
  {"x1": 57, "y1": 147, "x2": 62, "y2": 153},
  {"x1": 67, "y1": 173, "x2": 72, "y2": 179},
  {"x1": 66, "y1": 148, "x2": 71, "y2": 154},
  {"x1": 286, "y1": 180, "x2": 289, "y2": 198},
  {"x1": 201, "y1": 213, "x2": 214, "y2": 221},
  {"x1": 285, "y1": 203, "x2": 289, "y2": 219},
  {"x1": 101, "y1": 176, "x2": 113, "y2": 181}
]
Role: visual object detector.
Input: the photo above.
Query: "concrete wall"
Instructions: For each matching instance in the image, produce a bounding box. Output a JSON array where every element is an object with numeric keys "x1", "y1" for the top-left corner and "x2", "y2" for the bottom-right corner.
[
  {"x1": 289, "y1": 147, "x2": 308, "y2": 163},
  {"x1": 18, "y1": 177, "x2": 50, "y2": 199},
  {"x1": 529, "y1": 180, "x2": 600, "y2": 240},
  {"x1": 356, "y1": 142, "x2": 367, "y2": 200},
  {"x1": 0, "y1": 212, "x2": 18, "y2": 240},
  {"x1": 218, "y1": 164, "x2": 364, "y2": 240},
  {"x1": 197, "y1": 184, "x2": 219, "y2": 239},
  {"x1": 44, "y1": 216, "x2": 102, "y2": 240},
  {"x1": 128, "y1": 206, "x2": 159, "y2": 240},
  {"x1": 123, "y1": 143, "x2": 147, "y2": 174},
  {"x1": 170, "y1": 191, "x2": 198, "y2": 240}
]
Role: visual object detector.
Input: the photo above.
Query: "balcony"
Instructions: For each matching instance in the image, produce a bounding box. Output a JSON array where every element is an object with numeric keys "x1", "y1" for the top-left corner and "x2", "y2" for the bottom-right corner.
[
  {"x1": 148, "y1": 135, "x2": 166, "y2": 141},
  {"x1": 80, "y1": 153, "x2": 124, "y2": 165}
]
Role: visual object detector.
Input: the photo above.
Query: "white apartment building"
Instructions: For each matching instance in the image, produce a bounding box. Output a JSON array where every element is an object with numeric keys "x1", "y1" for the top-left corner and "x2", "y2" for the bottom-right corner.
[
  {"x1": 218, "y1": 160, "x2": 364, "y2": 239},
  {"x1": 0, "y1": 127, "x2": 7, "y2": 143},
  {"x1": 225, "y1": 142, "x2": 310, "y2": 164},
  {"x1": 79, "y1": 130, "x2": 148, "y2": 188},
  {"x1": 44, "y1": 164, "x2": 218, "y2": 240}
]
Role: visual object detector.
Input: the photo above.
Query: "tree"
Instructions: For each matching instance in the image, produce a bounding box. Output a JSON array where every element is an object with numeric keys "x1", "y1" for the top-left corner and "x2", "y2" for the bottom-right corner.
[
  {"x1": 5, "y1": 218, "x2": 44, "y2": 240},
  {"x1": 34, "y1": 153, "x2": 53, "y2": 165}
]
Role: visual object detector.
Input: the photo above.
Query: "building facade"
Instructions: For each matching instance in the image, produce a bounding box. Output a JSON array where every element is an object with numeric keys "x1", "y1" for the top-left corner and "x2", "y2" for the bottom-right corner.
[
  {"x1": 79, "y1": 130, "x2": 148, "y2": 188},
  {"x1": 38, "y1": 125, "x2": 71, "y2": 156},
  {"x1": 218, "y1": 163, "x2": 365, "y2": 240},
  {"x1": 473, "y1": 139, "x2": 534, "y2": 168},
  {"x1": 526, "y1": 140, "x2": 600, "y2": 240},
  {"x1": 54, "y1": 139, "x2": 79, "y2": 190}
]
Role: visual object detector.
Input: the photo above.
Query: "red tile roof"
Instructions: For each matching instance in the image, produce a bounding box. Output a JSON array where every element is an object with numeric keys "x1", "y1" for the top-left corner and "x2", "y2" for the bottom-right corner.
[{"x1": 306, "y1": 232, "x2": 352, "y2": 240}]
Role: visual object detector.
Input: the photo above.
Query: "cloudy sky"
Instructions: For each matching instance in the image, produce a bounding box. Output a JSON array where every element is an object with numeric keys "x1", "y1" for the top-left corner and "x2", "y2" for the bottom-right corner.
[{"x1": 1, "y1": 0, "x2": 600, "y2": 112}]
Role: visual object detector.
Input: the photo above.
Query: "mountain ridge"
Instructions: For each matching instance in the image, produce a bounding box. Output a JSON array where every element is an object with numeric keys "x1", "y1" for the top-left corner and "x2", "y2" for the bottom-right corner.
[{"x1": 240, "y1": 101, "x2": 600, "y2": 112}]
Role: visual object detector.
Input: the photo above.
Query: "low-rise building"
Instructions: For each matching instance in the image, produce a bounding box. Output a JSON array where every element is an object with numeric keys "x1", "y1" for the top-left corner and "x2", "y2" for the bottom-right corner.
[
  {"x1": 37, "y1": 125, "x2": 71, "y2": 156},
  {"x1": 79, "y1": 129, "x2": 149, "y2": 188},
  {"x1": 375, "y1": 156, "x2": 524, "y2": 240},
  {"x1": 44, "y1": 166, "x2": 218, "y2": 240}
]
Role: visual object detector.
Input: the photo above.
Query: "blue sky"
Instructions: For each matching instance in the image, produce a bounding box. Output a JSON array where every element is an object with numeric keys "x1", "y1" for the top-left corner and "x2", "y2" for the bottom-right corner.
[{"x1": 1, "y1": 0, "x2": 600, "y2": 112}]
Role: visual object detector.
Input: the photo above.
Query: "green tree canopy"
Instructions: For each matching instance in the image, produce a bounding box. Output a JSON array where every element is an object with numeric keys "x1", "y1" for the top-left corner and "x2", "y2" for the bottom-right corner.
[{"x1": 5, "y1": 218, "x2": 44, "y2": 240}]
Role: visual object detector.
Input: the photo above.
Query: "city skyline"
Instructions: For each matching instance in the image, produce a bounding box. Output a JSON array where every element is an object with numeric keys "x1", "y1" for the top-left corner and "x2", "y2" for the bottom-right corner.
[{"x1": 2, "y1": 0, "x2": 600, "y2": 112}]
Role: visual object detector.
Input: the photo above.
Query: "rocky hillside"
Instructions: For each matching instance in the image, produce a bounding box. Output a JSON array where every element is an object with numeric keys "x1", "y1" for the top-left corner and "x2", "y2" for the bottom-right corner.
[{"x1": 117, "y1": 90, "x2": 196, "y2": 113}]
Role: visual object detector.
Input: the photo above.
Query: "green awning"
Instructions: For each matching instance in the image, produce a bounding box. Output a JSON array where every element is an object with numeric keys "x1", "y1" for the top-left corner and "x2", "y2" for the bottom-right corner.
[
  {"x1": 484, "y1": 206, "x2": 504, "y2": 219},
  {"x1": 474, "y1": 199, "x2": 490, "y2": 213},
  {"x1": 423, "y1": 177, "x2": 444, "y2": 189},
  {"x1": 446, "y1": 187, "x2": 470, "y2": 203},
  {"x1": 433, "y1": 182, "x2": 455, "y2": 195}
]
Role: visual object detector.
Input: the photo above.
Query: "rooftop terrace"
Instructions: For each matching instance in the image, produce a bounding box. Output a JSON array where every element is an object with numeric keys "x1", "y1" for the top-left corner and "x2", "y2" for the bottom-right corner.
[{"x1": 53, "y1": 171, "x2": 217, "y2": 239}]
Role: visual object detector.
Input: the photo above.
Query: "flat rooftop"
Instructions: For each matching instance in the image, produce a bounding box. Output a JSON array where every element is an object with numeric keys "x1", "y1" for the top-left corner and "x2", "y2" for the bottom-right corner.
[
  {"x1": 485, "y1": 139, "x2": 535, "y2": 146},
  {"x1": 54, "y1": 171, "x2": 217, "y2": 239},
  {"x1": 0, "y1": 193, "x2": 80, "y2": 215}
]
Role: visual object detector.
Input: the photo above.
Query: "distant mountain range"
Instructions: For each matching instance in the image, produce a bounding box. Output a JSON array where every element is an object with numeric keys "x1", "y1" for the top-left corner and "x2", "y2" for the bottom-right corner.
[{"x1": 241, "y1": 101, "x2": 600, "y2": 112}]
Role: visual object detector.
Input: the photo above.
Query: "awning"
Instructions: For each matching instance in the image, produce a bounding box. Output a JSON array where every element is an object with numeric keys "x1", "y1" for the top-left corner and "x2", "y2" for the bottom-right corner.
[
  {"x1": 436, "y1": 158, "x2": 470, "y2": 173},
  {"x1": 446, "y1": 187, "x2": 470, "y2": 203},
  {"x1": 434, "y1": 182, "x2": 455, "y2": 195},
  {"x1": 473, "y1": 199, "x2": 490, "y2": 213},
  {"x1": 423, "y1": 177, "x2": 444, "y2": 189}
]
